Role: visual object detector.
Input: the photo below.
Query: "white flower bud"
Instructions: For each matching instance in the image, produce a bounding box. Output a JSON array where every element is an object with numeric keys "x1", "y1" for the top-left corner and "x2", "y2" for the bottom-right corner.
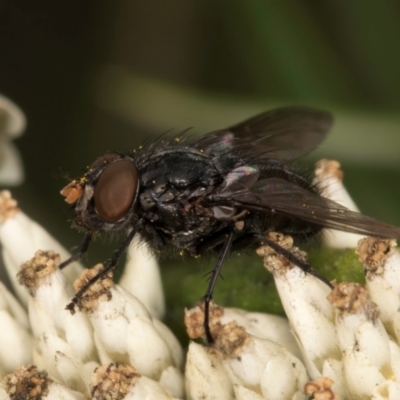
[
  {"x1": 220, "y1": 307, "x2": 301, "y2": 360},
  {"x1": 257, "y1": 234, "x2": 339, "y2": 377},
  {"x1": 313, "y1": 159, "x2": 364, "y2": 248},
  {"x1": 2, "y1": 365, "x2": 86, "y2": 400},
  {"x1": 328, "y1": 283, "x2": 389, "y2": 365},
  {"x1": 73, "y1": 264, "x2": 182, "y2": 381},
  {"x1": 18, "y1": 250, "x2": 95, "y2": 363},
  {"x1": 185, "y1": 305, "x2": 308, "y2": 400},
  {"x1": 357, "y1": 237, "x2": 400, "y2": 343},
  {"x1": 328, "y1": 282, "x2": 397, "y2": 398},
  {"x1": 90, "y1": 364, "x2": 179, "y2": 400},
  {"x1": 119, "y1": 236, "x2": 165, "y2": 319},
  {"x1": 221, "y1": 331, "x2": 307, "y2": 399},
  {"x1": 0, "y1": 191, "x2": 82, "y2": 305}
]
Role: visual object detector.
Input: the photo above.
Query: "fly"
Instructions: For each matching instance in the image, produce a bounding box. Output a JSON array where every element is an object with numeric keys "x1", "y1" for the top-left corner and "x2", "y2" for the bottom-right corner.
[{"x1": 60, "y1": 107, "x2": 400, "y2": 343}]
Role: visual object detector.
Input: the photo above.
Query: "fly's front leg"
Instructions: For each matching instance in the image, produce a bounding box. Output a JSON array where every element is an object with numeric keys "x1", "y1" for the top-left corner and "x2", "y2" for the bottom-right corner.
[
  {"x1": 59, "y1": 232, "x2": 92, "y2": 270},
  {"x1": 65, "y1": 221, "x2": 143, "y2": 313}
]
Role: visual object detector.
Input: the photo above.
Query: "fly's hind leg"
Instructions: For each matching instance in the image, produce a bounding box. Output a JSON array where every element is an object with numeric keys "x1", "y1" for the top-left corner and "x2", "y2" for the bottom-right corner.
[
  {"x1": 258, "y1": 233, "x2": 333, "y2": 289},
  {"x1": 202, "y1": 230, "x2": 235, "y2": 344}
]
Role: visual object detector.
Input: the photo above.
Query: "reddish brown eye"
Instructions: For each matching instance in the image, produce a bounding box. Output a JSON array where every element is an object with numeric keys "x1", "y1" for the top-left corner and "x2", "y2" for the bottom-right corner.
[{"x1": 94, "y1": 160, "x2": 138, "y2": 223}]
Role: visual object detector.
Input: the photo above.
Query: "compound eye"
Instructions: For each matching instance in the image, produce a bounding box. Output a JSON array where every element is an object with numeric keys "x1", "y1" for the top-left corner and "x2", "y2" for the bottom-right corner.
[{"x1": 94, "y1": 160, "x2": 139, "y2": 223}]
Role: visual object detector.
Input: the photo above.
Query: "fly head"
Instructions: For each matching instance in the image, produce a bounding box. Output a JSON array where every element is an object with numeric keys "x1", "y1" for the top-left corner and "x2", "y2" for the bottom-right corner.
[{"x1": 61, "y1": 153, "x2": 140, "y2": 233}]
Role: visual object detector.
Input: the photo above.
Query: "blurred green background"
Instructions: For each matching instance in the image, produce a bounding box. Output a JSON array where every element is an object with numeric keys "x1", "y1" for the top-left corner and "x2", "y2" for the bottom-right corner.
[{"x1": 0, "y1": 1, "x2": 399, "y2": 328}]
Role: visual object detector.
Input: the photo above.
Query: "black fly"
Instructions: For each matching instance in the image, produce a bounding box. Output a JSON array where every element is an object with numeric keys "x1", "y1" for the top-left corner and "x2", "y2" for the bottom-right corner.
[{"x1": 59, "y1": 107, "x2": 400, "y2": 343}]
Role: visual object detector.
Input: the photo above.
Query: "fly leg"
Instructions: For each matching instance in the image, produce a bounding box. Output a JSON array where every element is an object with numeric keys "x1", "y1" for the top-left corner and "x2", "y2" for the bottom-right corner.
[
  {"x1": 65, "y1": 222, "x2": 142, "y2": 313},
  {"x1": 260, "y1": 234, "x2": 333, "y2": 289},
  {"x1": 59, "y1": 232, "x2": 92, "y2": 270},
  {"x1": 203, "y1": 230, "x2": 235, "y2": 344}
]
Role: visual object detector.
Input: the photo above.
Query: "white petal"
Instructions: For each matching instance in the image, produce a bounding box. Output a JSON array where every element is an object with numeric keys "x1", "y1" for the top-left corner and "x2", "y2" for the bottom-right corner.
[
  {"x1": 91, "y1": 305, "x2": 131, "y2": 363},
  {"x1": 126, "y1": 375, "x2": 179, "y2": 400},
  {"x1": 127, "y1": 316, "x2": 173, "y2": 380},
  {"x1": 233, "y1": 385, "x2": 264, "y2": 400},
  {"x1": 222, "y1": 338, "x2": 268, "y2": 388},
  {"x1": 36, "y1": 332, "x2": 79, "y2": 382},
  {"x1": 322, "y1": 359, "x2": 346, "y2": 399},
  {"x1": 152, "y1": 318, "x2": 184, "y2": 369},
  {"x1": 93, "y1": 334, "x2": 113, "y2": 364},
  {"x1": 372, "y1": 381, "x2": 400, "y2": 400},
  {"x1": 185, "y1": 342, "x2": 233, "y2": 400},
  {"x1": 0, "y1": 310, "x2": 33, "y2": 372},
  {"x1": 344, "y1": 348, "x2": 384, "y2": 397},
  {"x1": 54, "y1": 351, "x2": 94, "y2": 397},
  {"x1": 44, "y1": 382, "x2": 86, "y2": 400},
  {"x1": 87, "y1": 290, "x2": 149, "y2": 363},
  {"x1": 260, "y1": 352, "x2": 303, "y2": 399},
  {"x1": 388, "y1": 340, "x2": 400, "y2": 382},
  {"x1": 0, "y1": 280, "x2": 29, "y2": 330},
  {"x1": 158, "y1": 366, "x2": 185, "y2": 399},
  {"x1": 120, "y1": 237, "x2": 165, "y2": 319}
]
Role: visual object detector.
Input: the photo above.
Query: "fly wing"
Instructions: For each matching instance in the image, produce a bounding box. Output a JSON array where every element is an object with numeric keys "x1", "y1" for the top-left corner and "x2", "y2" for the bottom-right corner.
[
  {"x1": 217, "y1": 177, "x2": 400, "y2": 239},
  {"x1": 195, "y1": 107, "x2": 333, "y2": 161}
]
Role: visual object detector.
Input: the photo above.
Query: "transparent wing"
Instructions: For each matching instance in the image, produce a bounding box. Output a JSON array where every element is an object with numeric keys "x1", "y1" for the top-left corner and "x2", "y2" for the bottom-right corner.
[
  {"x1": 216, "y1": 177, "x2": 400, "y2": 239},
  {"x1": 195, "y1": 107, "x2": 333, "y2": 161}
]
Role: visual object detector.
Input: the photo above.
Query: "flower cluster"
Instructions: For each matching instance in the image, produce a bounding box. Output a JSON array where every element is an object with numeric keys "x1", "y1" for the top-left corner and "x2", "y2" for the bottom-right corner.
[{"x1": 0, "y1": 159, "x2": 399, "y2": 399}]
